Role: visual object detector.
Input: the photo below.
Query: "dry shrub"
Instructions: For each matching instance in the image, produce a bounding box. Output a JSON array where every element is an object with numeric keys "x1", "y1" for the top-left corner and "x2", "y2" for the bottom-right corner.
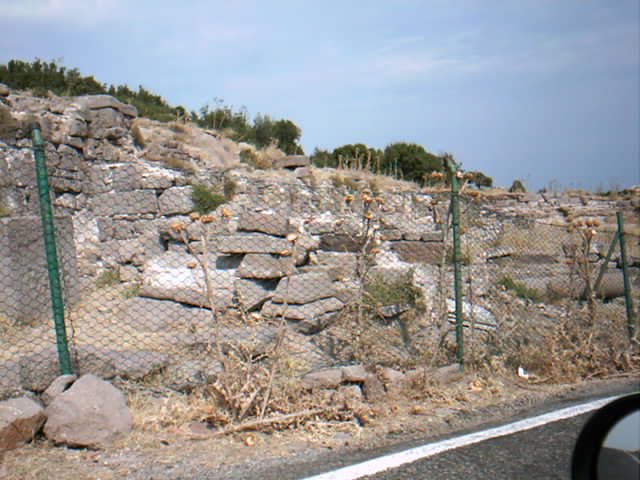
[
  {"x1": 473, "y1": 303, "x2": 639, "y2": 382},
  {"x1": 130, "y1": 121, "x2": 145, "y2": 148}
]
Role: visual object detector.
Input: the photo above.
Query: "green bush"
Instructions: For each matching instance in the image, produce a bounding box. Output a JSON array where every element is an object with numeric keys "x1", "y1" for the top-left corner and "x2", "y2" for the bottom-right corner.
[
  {"x1": 192, "y1": 184, "x2": 225, "y2": 214},
  {"x1": 223, "y1": 177, "x2": 237, "y2": 201},
  {"x1": 95, "y1": 269, "x2": 119, "y2": 288},
  {"x1": 364, "y1": 270, "x2": 423, "y2": 308},
  {"x1": 498, "y1": 276, "x2": 543, "y2": 302},
  {"x1": 509, "y1": 179, "x2": 527, "y2": 193},
  {"x1": 0, "y1": 202, "x2": 11, "y2": 218}
]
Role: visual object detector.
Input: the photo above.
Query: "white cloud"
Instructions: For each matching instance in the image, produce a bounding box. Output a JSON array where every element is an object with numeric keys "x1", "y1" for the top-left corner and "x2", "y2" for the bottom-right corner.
[{"x1": 0, "y1": 0, "x2": 121, "y2": 27}]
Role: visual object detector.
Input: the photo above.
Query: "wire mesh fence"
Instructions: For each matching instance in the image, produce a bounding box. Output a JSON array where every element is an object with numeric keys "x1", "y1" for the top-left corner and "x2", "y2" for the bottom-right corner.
[{"x1": 1, "y1": 140, "x2": 638, "y2": 417}]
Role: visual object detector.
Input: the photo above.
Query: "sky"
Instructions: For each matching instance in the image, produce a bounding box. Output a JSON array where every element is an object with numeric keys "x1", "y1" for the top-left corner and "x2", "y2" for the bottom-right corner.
[{"x1": 0, "y1": 0, "x2": 638, "y2": 191}]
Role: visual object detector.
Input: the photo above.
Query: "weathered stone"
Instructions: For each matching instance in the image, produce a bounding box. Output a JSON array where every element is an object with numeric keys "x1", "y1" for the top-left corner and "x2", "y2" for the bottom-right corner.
[
  {"x1": 0, "y1": 216, "x2": 80, "y2": 323},
  {"x1": 65, "y1": 117, "x2": 88, "y2": 138},
  {"x1": 238, "y1": 211, "x2": 289, "y2": 236},
  {"x1": 362, "y1": 374, "x2": 386, "y2": 402},
  {"x1": 313, "y1": 251, "x2": 358, "y2": 278},
  {"x1": 42, "y1": 375, "x2": 77, "y2": 406},
  {"x1": 262, "y1": 297, "x2": 343, "y2": 321},
  {"x1": 140, "y1": 251, "x2": 234, "y2": 309},
  {"x1": 235, "y1": 278, "x2": 277, "y2": 311},
  {"x1": 301, "y1": 368, "x2": 343, "y2": 389},
  {"x1": 391, "y1": 241, "x2": 445, "y2": 264},
  {"x1": 158, "y1": 186, "x2": 194, "y2": 215},
  {"x1": 341, "y1": 364, "x2": 368, "y2": 383},
  {"x1": 421, "y1": 231, "x2": 444, "y2": 242},
  {"x1": 485, "y1": 246, "x2": 515, "y2": 260},
  {"x1": 320, "y1": 234, "x2": 367, "y2": 253},
  {"x1": 379, "y1": 367, "x2": 407, "y2": 392},
  {"x1": 272, "y1": 271, "x2": 336, "y2": 304},
  {"x1": 217, "y1": 233, "x2": 290, "y2": 254},
  {"x1": 332, "y1": 385, "x2": 364, "y2": 409},
  {"x1": 122, "y1": 297, "x2": 210, "y2": 331},
  {"x1": 101, "y1": 238, "x2": 145, "y2": 266},
  {"x1": 274, "y1": 155, "x2": 310, "y2": 169},
  {"x1": 379, "y1": 228, "x2": 403, "y2": 241},
  {"x1": 75, "y1": 95, "x2": 137, "y2": 117},
  {"x1": 90, "y1": 189, "x2": 158, "y2": 216},
  {"x1": 164, "y1": 359, "x2": 224, "y2": 392},
  {"x1": 432, "y1": 364, "x2": 464, "y2": 384},
  {"x1": 0, "y1": 397, "x2": 46, "y2": 451},
  {"x1": 0, "y1": 83, "x2": 9, "y2": 96},
  {"x1": 237, "y1": 254, "x2": 295, "y2": 279},
  {"x1": 88, "y1": 108, "x2": 126, "y2": 138},
  {"x1": 44, "y1": 374, "x2": 132, "y2": 448}
]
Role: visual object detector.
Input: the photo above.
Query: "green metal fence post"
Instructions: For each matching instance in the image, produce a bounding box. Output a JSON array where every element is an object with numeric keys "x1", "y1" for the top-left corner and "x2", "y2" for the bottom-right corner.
[
  {"x1": 445, "y1": 157, "x2": 464, "y2": 368},
  {"x1": 31, "y1": 123, "x2": 73, "y2": 375},
  {"x1": 616, "y1": 212, "x2": 636, "y2": 341}
]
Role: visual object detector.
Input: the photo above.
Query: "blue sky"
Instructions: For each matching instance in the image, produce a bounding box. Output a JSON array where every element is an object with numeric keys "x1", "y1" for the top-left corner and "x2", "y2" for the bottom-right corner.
[{"x1": 1, "y1": 0, "x2": 638, "y2": 190}]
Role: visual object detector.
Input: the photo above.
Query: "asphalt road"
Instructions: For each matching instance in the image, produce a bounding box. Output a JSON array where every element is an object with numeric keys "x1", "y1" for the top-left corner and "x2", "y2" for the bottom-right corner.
[{"x1": 360, "y1": 413, "x2": 588, "y2": 480}]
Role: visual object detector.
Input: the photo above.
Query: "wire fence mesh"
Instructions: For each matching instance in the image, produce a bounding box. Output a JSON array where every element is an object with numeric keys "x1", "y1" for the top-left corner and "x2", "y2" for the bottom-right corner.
[{"x1": 1, "y1": 148, "x2": 638, "y2": 417}]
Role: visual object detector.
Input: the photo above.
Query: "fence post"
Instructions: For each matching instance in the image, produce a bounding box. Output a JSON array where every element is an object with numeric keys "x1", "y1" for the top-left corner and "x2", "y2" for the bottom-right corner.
[
  {"x1": 616, "y1": 212, "x2": 636, "y2": 341},
  {"x1": 445, "y1": 157, "x2": 464, "y2": 368},
  {"x1": 31, "y1": 123, "x2": 73, "y2": 375}
]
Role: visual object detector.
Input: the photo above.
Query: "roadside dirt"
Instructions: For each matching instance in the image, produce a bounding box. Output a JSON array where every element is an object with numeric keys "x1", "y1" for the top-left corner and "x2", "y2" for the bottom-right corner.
[{"x1": 1, "y1": 373, "x2": 638, "y2": 480}]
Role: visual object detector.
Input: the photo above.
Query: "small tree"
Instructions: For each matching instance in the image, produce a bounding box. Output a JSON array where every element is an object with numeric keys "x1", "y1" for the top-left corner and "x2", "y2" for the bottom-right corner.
[{"x1": 509, "y1": 179, "x2": 527, "y2": 193}]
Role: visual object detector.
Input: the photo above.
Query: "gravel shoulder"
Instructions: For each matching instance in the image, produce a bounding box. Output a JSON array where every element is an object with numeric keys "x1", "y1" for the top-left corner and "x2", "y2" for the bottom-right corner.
[{"x1": 2, "y1": 373, "x2": 638, "y2": 480}]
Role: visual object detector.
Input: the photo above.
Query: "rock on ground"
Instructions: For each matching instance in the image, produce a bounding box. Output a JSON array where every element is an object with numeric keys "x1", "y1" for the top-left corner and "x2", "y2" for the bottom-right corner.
[
  {"x1": 44, "y1": 374, "x2": 132, "y2": 448},
  {"x1": 0, "y1": 397, "x2": 46, "y2": 451}
]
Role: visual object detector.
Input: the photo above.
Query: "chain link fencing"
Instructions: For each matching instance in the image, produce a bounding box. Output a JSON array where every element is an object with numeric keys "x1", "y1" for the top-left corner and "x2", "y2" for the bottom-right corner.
[{"x1": 1, "y1": 143, "x2": 638, "y2": 420}]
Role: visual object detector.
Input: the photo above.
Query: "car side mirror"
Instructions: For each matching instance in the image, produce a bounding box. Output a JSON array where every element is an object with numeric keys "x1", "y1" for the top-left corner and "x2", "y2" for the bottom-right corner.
[{"x1": 572, "y1": 393, "x2": 640, "y2": 480}]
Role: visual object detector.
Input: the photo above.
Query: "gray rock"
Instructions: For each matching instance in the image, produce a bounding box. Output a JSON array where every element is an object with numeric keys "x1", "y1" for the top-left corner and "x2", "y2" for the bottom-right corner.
[
  {"x1": 301, "y1": 368, "x2": 343, "y2": 389},
  {"x1": 90, "y1": 190, "x2": 158, "y2": 216},
  {"x1": 320, "y1": 234, "x2": 367, "y2": 253},
  {"x1": 379, "y1": 367, "x2": 407, "y2": 393},
  {"x1": 235, "y1": 278, "x2": 277, "y2": 311},
  {"x1": 362, "y1": 374, "x2": 386, "y2": 402},
  {"x1": 122, "y1": 297, "x2": 210, "y2": 331},
  {"x1": 0, "y1": 83, "x2": 9, "y2": 96},
  {"x1": 75, "y1": 95, "x2": 137, "y2": 117},
  {"x1": 238, "y1": 211, "x2": 289, "y2": 236},
  {"x1": 88, "y1": 108, "x2": 126, "y2": 138},
  {"x1": 217, "y1": 233, "x2": 290, "y2": 254},
  {"x1": 158, "y1": 186, "x2": 194, "y2": 215},
  {"x1": 391, "y1": 241, "x2": 445, "y2": 264},
  {"x1": 272, "y1": 271, "x2": 337, "y2": 304},
  {"x1": 44, "y1": 374, "x2": 132, "y2": 448},
  {"x1": 42, "y1": 375, "x2": 77, "y2": 406},
  {"x1": 140, "y1": 251, "x2": 235, "y2": 310},
  {"x1": 262, "y1": 297, "x2": 343, "y2": 321},
  {"x1": 237, "y1": 253, "x2": 295, "y2": 279},
  {"x1": 485, "y1": 246, "x2": 515, "y2": 260},
  {"x1": 341, "y1": 364, "x2": 368, "y2": 383},
  {"x1": 0, "y1": 397, "x2": 46, "y2": 451}
]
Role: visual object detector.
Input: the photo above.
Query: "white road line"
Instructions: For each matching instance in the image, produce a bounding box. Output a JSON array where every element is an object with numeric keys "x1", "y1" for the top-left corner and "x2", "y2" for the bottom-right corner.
[{"x1": 301, "y1": 395, "x2": 621, "y2": 480}]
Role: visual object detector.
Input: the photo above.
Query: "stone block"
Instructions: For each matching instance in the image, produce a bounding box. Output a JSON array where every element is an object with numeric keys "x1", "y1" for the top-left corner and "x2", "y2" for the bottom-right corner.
[
  {"x1": 217, "y1": 233, "x2": 290, "y2": 254},
  {"x1": 90, "y1": 190, "x2": 158, "y2": 216},
  {"x1": 235, "y1": 278, "x2": 278, "y2": 311},
  {"x1": 272, "y1": 271, "x2": 336, "y2": 304},
  {"x1": 237, "y1": 253, "x2": 295, "y2": 279},
  {"x1": 391, "y1": 241, "x2": 445, "y2": 264},
  {"x1": 238, "y1": 211, "x2": 289, "y2": 236},
  {"x1": 261, "y1": 297, "x2": 343, "y2": 321},
  {"x1": 158, "y1": 186, "x2": 194, "y2": 215},
  {"x1": 0, "y1": 216, "x2": 80, "y2": 323}
]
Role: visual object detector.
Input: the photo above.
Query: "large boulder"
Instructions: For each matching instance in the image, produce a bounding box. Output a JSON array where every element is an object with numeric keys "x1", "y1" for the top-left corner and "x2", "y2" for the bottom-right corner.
[
  {"x1": 0, "y1": 397, "x2": 46, "y2": 451},
  {"x1": 44, "y1": 374, "x2": 132, "y2": 448}
]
